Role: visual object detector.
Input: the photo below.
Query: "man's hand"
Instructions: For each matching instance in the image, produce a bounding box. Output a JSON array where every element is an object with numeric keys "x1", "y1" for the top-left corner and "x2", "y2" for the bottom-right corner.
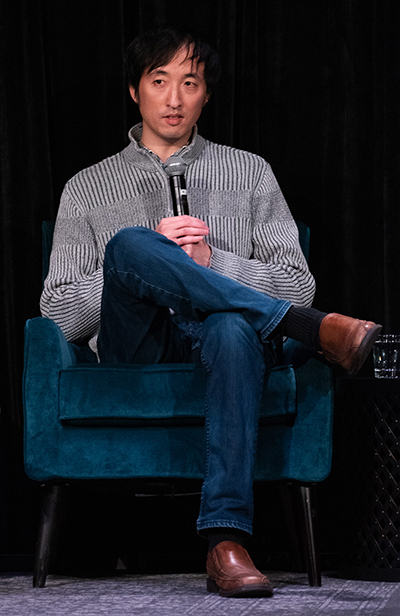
[
  {"x1": 156, "y1": 215, "x2": 211, "y2": 267},
  {"x1": 181, "y1": 238, "x2": 211, "y2": 267}
]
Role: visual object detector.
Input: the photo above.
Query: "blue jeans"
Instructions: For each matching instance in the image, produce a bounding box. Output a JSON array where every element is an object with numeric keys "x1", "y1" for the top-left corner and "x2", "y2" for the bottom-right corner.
[{"x1": 97, "y1": 227, "x2": 292, "y2": 536}]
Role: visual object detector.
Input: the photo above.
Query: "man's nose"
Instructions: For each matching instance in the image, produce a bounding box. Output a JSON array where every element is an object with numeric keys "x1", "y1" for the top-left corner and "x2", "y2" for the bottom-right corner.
[{"x1": 166, "y1": 85, "x2": 183, "y2": 108}]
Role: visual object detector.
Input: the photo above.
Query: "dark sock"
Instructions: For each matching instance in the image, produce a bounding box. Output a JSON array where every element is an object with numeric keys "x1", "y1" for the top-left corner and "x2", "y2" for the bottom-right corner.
[
  {"x1": 278, "y1": 306, "x2": 327, "y2": 350},
  {"x1": 205, "y1": 529, "x2": 248, "y2": 552}
]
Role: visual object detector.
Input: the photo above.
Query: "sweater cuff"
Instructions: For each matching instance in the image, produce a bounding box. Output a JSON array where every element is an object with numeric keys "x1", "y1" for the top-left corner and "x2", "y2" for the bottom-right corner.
[{"x1": 209, "y1": 245, "x2": 233, "y2": 276}]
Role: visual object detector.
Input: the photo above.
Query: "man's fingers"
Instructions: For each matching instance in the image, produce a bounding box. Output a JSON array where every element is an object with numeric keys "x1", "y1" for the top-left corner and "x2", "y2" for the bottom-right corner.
[
  {"x1": 176, "y1": 226, "x2": 209, "y2": 238},
  {"x1": 155, "y1": 216, "x2": 209, "y2": 245},
  {"x1": 157, "y1": 216, "x2": 208, "y2": 232},
  {"x1": 176, "y1": 235, "x2": 206, "y2": 245}
]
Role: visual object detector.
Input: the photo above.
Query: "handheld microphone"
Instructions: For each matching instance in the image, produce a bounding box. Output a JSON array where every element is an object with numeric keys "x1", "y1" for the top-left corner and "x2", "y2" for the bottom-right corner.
[{"x1": 164, "y1": 157, "x2": 189, "y2": 216}]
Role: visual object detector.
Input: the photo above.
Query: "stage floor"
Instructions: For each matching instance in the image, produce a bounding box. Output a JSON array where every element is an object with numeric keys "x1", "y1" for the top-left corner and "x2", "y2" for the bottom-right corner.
[{"x1": 1, "y1": 571, "x2": 400, "y2": 615}]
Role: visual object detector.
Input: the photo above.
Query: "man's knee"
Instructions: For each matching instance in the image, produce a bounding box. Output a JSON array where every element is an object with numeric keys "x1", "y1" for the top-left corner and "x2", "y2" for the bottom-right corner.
[
  {"x1": 104, "y1": 226, "x2": 156, "y2": 270},
  {"x1": 106, "y1": 226, "x2": 153, "y2": 253}
]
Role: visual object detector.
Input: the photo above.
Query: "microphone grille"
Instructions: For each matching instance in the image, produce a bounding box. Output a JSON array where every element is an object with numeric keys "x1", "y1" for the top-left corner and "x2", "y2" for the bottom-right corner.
[{"x1": 163, "y1": 156, "x2": 187, "y2": 177}]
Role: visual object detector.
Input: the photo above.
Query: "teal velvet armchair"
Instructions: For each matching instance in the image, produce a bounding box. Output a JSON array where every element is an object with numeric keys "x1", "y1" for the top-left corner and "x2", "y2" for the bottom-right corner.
[{"x1": 23, "y1": 221, "x2": 334, "y2": 587}]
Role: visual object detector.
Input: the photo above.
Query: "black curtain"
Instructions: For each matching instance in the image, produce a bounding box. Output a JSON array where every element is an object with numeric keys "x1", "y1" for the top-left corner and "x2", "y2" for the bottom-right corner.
[{"x1": 1, "y1": 0, "x2": 400, "y2": 553}]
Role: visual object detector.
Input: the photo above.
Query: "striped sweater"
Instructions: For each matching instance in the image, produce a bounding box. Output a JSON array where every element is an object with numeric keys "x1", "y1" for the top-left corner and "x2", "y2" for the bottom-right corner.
[{"x1": 40, "y1": 123, "x2": 316, "y2": 346}]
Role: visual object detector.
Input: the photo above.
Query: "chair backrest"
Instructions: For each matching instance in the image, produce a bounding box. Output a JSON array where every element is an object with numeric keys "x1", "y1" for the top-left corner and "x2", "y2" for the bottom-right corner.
[
  {"x1": 41, "y1": 219, "x2": 310, "y2": 285},
  {"x1": 296, "y1": 220, "x2": 310, "y2": 262},
  {"x1": 41, "y1": 220, "x2": 55, "y2": 285}
]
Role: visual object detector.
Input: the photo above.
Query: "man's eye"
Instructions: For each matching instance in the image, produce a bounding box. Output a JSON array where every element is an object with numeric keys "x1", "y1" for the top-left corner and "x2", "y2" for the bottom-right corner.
[{"x1": 153, "y1": 79, "x2": 163, "y2": 85}]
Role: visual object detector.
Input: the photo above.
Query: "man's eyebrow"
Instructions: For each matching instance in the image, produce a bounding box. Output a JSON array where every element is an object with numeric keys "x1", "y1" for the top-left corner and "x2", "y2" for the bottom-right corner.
[{"x1": 149, "y1": 68, "x2": 200, "y2": 79}]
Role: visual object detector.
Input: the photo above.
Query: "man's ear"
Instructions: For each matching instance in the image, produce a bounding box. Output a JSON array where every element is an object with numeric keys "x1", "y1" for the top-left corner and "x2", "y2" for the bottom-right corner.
[
  {"x1": 203, "y1": 93, "x2": 211, "y2": 107},
  {"x1": 129, "y1": 85, "x2": 139, "y2": 104}
]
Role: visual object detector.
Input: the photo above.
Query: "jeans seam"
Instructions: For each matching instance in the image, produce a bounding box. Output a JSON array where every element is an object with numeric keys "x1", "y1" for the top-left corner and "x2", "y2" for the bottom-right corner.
[
  {"x1": 248, "y1": 356, "x2": 267, "y2": 494},
  {"x1": 198, "y1": 347, "x2": 212, "y2": 521}
]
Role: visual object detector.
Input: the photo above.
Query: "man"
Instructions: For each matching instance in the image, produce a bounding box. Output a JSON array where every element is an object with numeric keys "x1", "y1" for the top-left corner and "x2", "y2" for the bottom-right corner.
[{"x1": 41, "y1": 27, "x2": 381, "y2": 598}]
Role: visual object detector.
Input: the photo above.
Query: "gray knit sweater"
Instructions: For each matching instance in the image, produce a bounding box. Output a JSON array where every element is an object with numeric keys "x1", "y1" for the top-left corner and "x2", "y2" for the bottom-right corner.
[{"x1": 40, "y1": 124, "x2": 315, "y2": 345}]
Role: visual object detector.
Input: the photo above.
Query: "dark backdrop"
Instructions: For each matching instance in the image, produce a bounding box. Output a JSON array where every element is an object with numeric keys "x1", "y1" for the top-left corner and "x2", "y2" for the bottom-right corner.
[{"x1": 1, "y1": 0, "x2": 400, "y2": 561}]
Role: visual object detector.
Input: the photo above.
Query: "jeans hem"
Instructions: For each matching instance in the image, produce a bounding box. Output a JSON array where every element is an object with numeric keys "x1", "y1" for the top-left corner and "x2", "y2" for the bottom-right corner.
[
  {"x1": 260, "y1": 301, "x2": 292, "y2": 341},
  {"x1": 197, "y1": 520, "x2": 253, "y2": 536}
]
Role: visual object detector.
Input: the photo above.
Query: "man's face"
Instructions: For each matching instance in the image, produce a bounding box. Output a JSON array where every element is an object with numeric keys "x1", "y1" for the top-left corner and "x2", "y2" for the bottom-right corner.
[{"x1": 130, "y1": 46, "x2": 210, "y2": 154}]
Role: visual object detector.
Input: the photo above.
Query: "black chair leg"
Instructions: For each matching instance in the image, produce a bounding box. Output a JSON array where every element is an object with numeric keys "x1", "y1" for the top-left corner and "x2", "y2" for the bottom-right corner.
[
  {"x1": 280, "y1": 483, "x2": 321, "y2": 586},
  {"x1": 33, "y1": 483, "x2": 64, "y2": 588},
  {"x1": 295, "y1": 484, "x2": 321, "y2": 587}
]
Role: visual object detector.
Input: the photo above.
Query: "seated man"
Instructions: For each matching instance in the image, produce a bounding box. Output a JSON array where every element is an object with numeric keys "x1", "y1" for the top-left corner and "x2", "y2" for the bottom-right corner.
[{"x1": 40, "y1": 27, "x2": 381, "y2": 598}]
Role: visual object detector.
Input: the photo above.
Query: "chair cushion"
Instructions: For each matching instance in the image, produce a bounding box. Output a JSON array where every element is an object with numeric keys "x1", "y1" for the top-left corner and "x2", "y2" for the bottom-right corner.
[{"x1": 58, "y1": 363, "x2": 296, "y2": 427}]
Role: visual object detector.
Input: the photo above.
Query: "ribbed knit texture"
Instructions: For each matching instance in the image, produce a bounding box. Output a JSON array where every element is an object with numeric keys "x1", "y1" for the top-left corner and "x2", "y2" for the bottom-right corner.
[
  {"x1": 280, "y1": 306, "x2": 327, "y2": 349},
  {"x1": 40, "y1": 123, "x2": 316, "y2": 345},
  {"x1": 206, "y1": 530, "x2": 247, "y2": 551}
]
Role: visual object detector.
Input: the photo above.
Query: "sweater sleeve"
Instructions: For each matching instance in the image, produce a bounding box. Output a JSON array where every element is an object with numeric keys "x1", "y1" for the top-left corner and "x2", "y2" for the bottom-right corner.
[
  {"x1": 208, "y1": 164, "x2": 316, "y2": 308},
  {"x1": 40, "y1": 189, "x2": 103, "y2": 342}
]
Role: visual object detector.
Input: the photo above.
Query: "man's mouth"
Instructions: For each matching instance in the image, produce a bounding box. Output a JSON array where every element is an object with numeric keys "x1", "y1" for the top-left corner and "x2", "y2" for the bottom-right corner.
[{"x1": 164, "y1": 115, "x2": 183, "y2": 125}]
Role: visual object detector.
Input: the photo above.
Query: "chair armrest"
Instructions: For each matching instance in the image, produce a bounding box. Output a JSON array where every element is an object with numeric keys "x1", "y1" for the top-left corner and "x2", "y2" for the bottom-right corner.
[
  {"x1": 23, "y1": 317, "x2": 76, "y2": 416},
  {"x1": 23, "y1": 317, "x2": 77, "y2": 480},
  {"x1": 23, "y1": 317, "x2": 76, "y2": 372}
]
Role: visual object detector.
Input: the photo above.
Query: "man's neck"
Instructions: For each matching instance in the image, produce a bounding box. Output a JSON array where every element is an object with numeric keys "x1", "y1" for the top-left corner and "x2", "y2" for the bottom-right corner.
[
  {"x1": 140, "y1": 142, "x2": 181, "y2": 162},
  {"x1": 139, "y1": 129, "x2": 194, "y2": 162}
]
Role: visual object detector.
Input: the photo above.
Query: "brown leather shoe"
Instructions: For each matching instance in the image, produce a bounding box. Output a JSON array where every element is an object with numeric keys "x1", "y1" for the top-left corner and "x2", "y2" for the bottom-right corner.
[
  {"x1": 206, "y1": 541, "x2": 273, "y2": 598},
  {"x1": 319, "y1": 313, "x2": 382, "y2": 376}
]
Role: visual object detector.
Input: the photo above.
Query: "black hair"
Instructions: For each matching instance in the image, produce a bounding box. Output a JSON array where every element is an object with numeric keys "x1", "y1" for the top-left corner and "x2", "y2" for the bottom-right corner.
[{"x1": 125, "y1": 27, "x2": 221, "y2": 95}]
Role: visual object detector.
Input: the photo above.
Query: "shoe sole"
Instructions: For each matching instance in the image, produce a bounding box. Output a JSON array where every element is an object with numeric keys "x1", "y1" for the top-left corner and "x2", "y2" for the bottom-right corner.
[
  {"x1": 348, "y1": 323, "x2": 382, "y2": 376},
  {"x1": 207, "y1": 577, "x2": 273, "y2": 598}
]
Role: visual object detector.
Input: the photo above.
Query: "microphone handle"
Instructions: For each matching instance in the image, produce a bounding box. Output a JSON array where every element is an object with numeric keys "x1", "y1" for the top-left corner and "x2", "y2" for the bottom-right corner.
[{"x1": 170, "y1": 175, "x2": 189, "y2": 216}]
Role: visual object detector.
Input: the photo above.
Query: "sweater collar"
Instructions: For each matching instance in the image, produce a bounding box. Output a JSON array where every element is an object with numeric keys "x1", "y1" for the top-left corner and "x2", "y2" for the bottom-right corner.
[{"x1": 122, "y1": 123, "x2": 205, "y2": 170}]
